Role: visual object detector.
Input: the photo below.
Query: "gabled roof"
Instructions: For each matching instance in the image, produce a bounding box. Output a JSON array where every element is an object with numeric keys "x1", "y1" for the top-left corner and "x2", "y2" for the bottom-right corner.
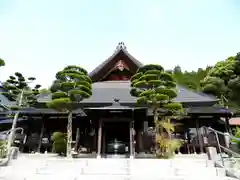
[
  {"x1": 37, "y1": 81, "x2": 217, "y2": 107},
  {"x1": 89, "y1": 42, "x2": 142, "y2": 81}
]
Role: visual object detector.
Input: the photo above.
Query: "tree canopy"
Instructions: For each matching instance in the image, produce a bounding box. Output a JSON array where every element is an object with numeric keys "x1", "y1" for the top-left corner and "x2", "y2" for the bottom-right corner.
[
  {"x1": 200, "y1": 54, "x2": 240, "y2": 108},
  {"x1": 171, "y1": 53, "x2": 240, "y2": 110},
  {"x1": 0, "y1": 58, "x2": 5, "y2": 67},
  {"x1": 2, "y1": 72, "x2": 41, "y2": 107},
  {"x1": 48, "y1": 65, "x2": 92, "y2": 111},
  {"x1": 39, "y1": 88, "x2": 51, "y2": 95},
  {"x1": 131, "y1": 64, "x2": 182, "y2": 114}
]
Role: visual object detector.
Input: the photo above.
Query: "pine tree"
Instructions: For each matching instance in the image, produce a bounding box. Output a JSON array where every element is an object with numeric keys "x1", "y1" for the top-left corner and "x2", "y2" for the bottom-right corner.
[
  {"x1": 130, "y1": 64, "x2": 183, "y2": 158},
  {"x1": 2, "y1": 72, "x2": 41, "y2": 154},
  {"x1": 48, "y1": 65, "x2": 92, "y2": 157}
]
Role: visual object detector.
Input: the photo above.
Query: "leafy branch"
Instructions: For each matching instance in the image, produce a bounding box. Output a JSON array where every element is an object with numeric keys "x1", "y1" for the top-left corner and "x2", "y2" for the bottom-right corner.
[{"x1": 2, "y1": 72, "x2": 41, "y2": 107}]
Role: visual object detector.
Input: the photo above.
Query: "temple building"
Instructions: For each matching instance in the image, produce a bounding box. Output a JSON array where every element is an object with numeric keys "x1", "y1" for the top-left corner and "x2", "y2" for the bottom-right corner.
[{"x1": 0, "y1": 42, "x2": 233, "y2": 158}]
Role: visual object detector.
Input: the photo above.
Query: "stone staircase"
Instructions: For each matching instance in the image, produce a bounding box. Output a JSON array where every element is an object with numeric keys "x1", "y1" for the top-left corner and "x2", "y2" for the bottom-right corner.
[{"x1": 0, "y1": 153, "x2": 238, "y2": 180}]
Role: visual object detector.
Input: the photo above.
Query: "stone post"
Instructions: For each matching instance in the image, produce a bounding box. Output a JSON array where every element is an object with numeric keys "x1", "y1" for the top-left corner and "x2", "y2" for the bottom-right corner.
[{"x1": 224, "y1": 132, "x2": 230, "y2": 148}]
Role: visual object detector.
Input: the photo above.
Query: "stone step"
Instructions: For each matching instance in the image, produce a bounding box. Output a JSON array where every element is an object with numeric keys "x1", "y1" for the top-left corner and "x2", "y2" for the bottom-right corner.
[
  {"x1": 174, "y1": 167, "x2": 226, "y2": 177},
  {"x1": 0, "y1": 166, "x2": 13, "y2": 178},
  {"x1": 1, "y1": 155, "x2": 238, "y2": 180},
  {"x1": 128, "y1": 176, "x2": 238, "y2": 180},
  {"x1": 129, "y1": 159, "x2": 214, "y2": 168},
  {"x1": 130, "y1": 167, "x2": 223, "y2": 176},
  {"x1": 22, "y1": 175, "x2": 239, "y2": 180},
  {"x1": 82, "y1": 164, "x2": 130, "y2": 175}
]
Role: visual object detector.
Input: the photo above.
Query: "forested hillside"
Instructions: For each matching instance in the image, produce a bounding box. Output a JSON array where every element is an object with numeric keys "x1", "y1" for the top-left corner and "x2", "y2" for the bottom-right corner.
[
  {"x1": 173, "y1": 65, "x2": 212, "y2": 91},
  {"x1": 173, "y1": 52, "x2": 240, "y2": 111}
]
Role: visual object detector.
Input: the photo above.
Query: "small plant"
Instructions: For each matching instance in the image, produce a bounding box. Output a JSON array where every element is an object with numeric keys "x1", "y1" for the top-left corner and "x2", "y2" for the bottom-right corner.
[
  {"x1": 0, "y1": 140, "x2": 7, "y2": 158},
  {"x1": 51, "y1": 132, "x2": 67, "y2": 156},
  {"x1": 232, "y1": 127, "x2": 240, "y2": 148},
  {"x1": 156, "y1": 136, "x2": 182, "y2": 158}
]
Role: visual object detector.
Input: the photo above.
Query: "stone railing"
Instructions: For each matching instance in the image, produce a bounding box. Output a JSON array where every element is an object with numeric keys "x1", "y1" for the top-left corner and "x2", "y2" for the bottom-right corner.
[
  {"x1": 215, "y1": 154, "x2": 240, "y2": 178},
  {"x1": 0, "y1": 147, "x2": 19, "y2": 166}
]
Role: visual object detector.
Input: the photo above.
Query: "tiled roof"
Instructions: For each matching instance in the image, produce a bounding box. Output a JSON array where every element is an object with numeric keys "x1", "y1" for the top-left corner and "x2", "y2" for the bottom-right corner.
[{"x1": 37, "y1": 81, "x2": 217, "y2": 106}]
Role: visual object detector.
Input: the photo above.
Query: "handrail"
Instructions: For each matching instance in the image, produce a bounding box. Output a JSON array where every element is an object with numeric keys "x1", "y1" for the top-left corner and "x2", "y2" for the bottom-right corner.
[
  {"x1": 207, "y1": 127, "x2": 240, "y2": 142},
  {"x1": 202, "y1": 126, "x2": 240, "y2": 168},
  {"x1": 6, "y1": 127, "x2": 24, "y2": 135},
  {"x1": 202, "y1": 126, "x2": 225, "y2": 166},
  {"x1": 220, "y1": 145, "x2": 240, "y2": 157},
  {"x1": 0, "y1": 127, "x2": 24, "y2": 137}
]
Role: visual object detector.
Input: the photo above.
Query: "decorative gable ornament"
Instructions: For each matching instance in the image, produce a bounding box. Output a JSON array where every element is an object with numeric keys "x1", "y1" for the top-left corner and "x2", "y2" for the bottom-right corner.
[
  {"x1": 115, "y1": 60, "x2": 125, "y2": 71},
  {"x1": 116, "y1": 41, "x2": 127, "y2": 50},
  {"x1": 114, "y1": 60, "x2": 130, "y2": 71}
]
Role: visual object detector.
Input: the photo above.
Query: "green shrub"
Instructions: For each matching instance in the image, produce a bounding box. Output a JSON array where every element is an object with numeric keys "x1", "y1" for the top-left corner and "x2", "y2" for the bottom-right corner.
[
  {"x1": 232, "y1": 127, "x2": 240, "y2": 148},
  {"x1": 51, "y1": 132, "x2": 67, "y2": 156}
]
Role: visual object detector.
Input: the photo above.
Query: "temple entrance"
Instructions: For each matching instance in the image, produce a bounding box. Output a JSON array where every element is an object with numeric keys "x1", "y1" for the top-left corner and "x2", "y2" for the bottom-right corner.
[{"x1": 102, "y1": 121, "x2": 130, "y2": 157}]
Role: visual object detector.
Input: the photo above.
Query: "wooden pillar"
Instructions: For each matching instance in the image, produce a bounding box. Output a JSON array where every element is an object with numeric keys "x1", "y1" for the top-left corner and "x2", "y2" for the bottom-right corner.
[
  {"x1": 102, "y1": 126, "x2": 106, "y2": 156},
  {"x1": 74, "y1": 128, "x2": 80, "y2": 152},
  {"x1": 97, "y1": 119, "x2": 102, "y2": 158},
  {"x1": 37, "y1": 123, "x2": 44, "y2": 153},
  {"x1": 195, "y1": 118, "x2": 204, "y2": 153},
  {"x1": 129, "y1": 120, "x2": 134, "y2": 158},
  {"x1": 136, "y1": 130, "x2": 142, "y2": 153},
  {"x1": 92, "y1": 120, "x2": 97, "y2": 152},
  {"x1": 137, "y1": 121, "x2": 144, "y2": 153}
]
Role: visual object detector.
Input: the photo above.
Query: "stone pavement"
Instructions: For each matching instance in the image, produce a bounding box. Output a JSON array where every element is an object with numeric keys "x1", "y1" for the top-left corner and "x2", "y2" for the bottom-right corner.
[{"x1": 0, "y1": 154, "x2": 238, "y2": 180}]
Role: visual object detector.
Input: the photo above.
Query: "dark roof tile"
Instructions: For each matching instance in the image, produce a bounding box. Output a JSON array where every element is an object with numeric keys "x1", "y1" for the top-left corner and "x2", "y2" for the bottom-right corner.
[{"x1": 37, "y1": 81, "x2": 217, "y2": 105}]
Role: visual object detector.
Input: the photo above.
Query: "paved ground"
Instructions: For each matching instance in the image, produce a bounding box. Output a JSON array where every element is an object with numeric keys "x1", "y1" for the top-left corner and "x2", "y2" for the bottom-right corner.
[{"x1": 0, "y1": 154, "x2": 238, "y2": 180}]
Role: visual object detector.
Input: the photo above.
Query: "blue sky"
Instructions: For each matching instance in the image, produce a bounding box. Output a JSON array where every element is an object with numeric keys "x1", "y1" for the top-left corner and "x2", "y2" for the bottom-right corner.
[{"x1": 0, "y1": 0, "x2": 239, "y2": 88}]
